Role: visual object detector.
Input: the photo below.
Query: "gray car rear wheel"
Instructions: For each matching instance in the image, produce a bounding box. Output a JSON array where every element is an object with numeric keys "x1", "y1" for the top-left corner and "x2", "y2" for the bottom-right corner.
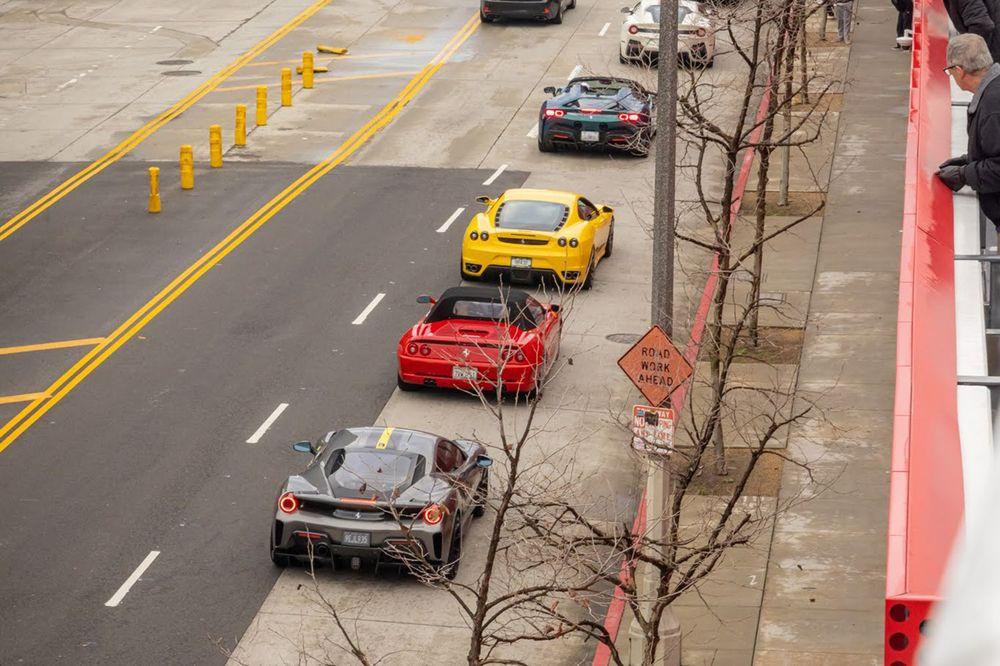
[
  {"x1": 270, "y1": 530, "x2": 290, "y2": 568},
  {"x1": 440, "y1": 520, "x2": 463, "y2": 580},
  {"x1": 473, "y1": 472, "x2": 489, "y2": 517}
]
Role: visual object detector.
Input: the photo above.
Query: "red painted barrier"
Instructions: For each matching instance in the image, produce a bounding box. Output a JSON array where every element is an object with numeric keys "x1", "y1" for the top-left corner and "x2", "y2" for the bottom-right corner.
[
  {"x1": 885, "y1": 0, "x2": 965, "y2": 662},
  {"x1": 592, "y1": 86, "x2": 772, "y2": 666}
]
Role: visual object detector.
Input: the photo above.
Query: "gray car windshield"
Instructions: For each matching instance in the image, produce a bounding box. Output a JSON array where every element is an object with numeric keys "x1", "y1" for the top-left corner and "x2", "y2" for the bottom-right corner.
[
  {"x1": 330, "y1": 450, "x2": 413, "y2": 493},
  {"x1": 496, "y1": 201, "x2": 568, "y2": 232}
]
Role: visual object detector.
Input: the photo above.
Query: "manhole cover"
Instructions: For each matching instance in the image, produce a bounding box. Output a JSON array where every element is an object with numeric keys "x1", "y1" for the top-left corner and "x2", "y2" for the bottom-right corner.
[
  {"x1": 606, "y1": 333, "x2": 641, "y2": 344},
  {"x1": 156, "y1": 59, "x2": 193, "y2": 66},
  {"x1": 162, "y1": 70, "x2": 202, "y2": 77}
]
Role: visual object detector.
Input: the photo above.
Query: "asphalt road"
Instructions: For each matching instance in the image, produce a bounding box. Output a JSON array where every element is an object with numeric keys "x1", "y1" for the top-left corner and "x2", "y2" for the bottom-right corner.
[{"x1": 0, "y1": 164, "x2": 525, "y2": 664}]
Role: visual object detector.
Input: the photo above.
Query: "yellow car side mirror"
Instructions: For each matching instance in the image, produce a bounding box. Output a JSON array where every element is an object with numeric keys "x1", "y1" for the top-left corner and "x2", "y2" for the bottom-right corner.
[{"x1": 475, "y1": 195, "x2": 494, "y2": 206}]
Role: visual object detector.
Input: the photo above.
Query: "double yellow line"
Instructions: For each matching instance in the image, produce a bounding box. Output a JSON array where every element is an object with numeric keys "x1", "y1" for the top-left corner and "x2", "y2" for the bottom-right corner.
[
  {"x1": 0, "y1": 13, "x2": 481, "y2": 456},
  {"x1": 0, "y1": 0, "x2": 333, "y2": 244}
]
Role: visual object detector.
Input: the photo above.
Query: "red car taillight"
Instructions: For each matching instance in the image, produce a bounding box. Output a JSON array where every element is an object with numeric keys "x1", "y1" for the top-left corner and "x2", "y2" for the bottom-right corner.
[
  {"x1": 420, "y1": 344, "x2": 431, "y2": 356},
  {"x1": 618, "y1": 112, "x2": 642, "y2": 122},
  {"x1": 628, "y1": 24, "x2": 639, "y2": 34},
  {"x1": 278, "y1": 492, "x2": 298, "y2": 514},
  {"x1": 406, "y1": 342, "x2": 419, "y2": 355},
  {"x1": 544, "y1": 108, "x2": 565, "y2": 118},
  {"x1": 422, "y1": 504, "x2": 444, "y2": 525}
]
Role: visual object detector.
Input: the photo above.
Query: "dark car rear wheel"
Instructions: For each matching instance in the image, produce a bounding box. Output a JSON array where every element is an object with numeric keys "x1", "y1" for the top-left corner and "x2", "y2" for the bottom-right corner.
[
  {"x1": 270, "y1": 531, "x2": 290, "y2": 568},
  {"x1": 550, "y1": 5, "x2": 563, "y2": 23},
  {"x1": 604, "y1": 220, "x2": 615, "y2": 258},
  {"x1": 568, "y1": 0, "x2": 577, "y2": 8},
  {"x1": 473, "y1": 471, "x2": 489, "y2": 517},
  {"x1": 480, "y1": 10, "x2": 496, "y2": 23},
  {"x1": 398, "y1": 373, "x2": 420, "y2": 391},
  {"x1": 632, "y1": 130, "x2": 651, "y2": 158},
  {"x1": 440, "y1": 521, "x2": 463, "y2": 580},
  {"x1": 538, "y1": 135, "x2": 556, "y2": 153}
]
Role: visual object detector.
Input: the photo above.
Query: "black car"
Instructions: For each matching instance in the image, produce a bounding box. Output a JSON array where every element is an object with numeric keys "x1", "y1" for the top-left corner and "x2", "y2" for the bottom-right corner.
[
  {"x1": 537, "y1": 76, "x2": 656, "y2": 156},
  {"x1": 480, "y1": 0, "x2": 575, "y2": 24}
]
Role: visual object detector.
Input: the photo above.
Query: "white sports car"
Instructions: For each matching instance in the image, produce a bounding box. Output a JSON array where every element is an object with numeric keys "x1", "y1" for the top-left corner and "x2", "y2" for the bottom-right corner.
[{"x1": 620, "y1": 0, "x2": 717, "y2": 67}]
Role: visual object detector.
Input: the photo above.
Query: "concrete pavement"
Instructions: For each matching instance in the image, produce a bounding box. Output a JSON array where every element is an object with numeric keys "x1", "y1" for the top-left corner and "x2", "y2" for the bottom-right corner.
[
  {"x1": 0, "y1": 0, "x2": 902, "y2": 663},
  {"x1": 754, "y1": 1, "x2": 905, "y2": 662}
]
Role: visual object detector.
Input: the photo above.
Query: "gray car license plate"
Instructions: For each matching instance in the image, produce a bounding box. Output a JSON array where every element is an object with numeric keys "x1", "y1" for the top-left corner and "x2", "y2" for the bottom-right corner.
[
  {"x1": 580, "y1": 130, "x2": 600, "y2": 142},
  {"x1": 342, "y1": 531, "x2": 370, "y2": 547}
]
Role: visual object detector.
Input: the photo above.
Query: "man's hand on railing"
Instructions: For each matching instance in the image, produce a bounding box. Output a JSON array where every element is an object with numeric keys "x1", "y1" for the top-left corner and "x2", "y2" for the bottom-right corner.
[
  {"x1": 938, "y1": 164, "x2": 968, "y2": 191},
  {"x1": 940, "y1": 155, "x2": 970, "y2": 168}
]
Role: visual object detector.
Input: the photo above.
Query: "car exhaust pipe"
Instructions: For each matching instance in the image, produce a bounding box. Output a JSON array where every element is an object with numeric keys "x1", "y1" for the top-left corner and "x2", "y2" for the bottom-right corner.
[{"x1": 315, "y1": 543, "x2": 331, "y2": 558}]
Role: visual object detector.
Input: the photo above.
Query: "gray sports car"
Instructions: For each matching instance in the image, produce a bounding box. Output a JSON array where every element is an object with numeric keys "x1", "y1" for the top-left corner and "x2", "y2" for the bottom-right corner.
[{"x1": 270, "y1": 426, "x2": 491, "y2": 577}]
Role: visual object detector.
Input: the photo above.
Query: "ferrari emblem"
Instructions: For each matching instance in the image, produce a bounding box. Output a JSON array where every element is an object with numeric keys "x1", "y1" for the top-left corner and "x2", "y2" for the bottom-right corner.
[
  {"x1": 355, "y1": 511, "x2": 362, "y2": 519},
  {"x1": 461, "y1": 348, "x2": 470, "y2": 358}
]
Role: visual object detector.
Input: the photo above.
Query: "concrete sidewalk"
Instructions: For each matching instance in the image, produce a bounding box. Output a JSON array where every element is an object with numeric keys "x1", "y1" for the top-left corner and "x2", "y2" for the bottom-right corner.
[{"x1": 752, "y1": 0, "x2": 906, "y2": 662}]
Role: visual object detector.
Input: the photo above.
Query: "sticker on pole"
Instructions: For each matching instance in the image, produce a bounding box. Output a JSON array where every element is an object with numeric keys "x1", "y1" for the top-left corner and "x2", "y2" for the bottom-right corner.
[
  {"x1": 632, "y1": 405, "x2": 675, "y2": 456},
  {"x1": 617, "y1": 325, "x2": 693, "y2": 407}
]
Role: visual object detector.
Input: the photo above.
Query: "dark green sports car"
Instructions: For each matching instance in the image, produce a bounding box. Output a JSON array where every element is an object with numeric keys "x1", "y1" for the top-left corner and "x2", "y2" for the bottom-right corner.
[{"x1": 537, "y1": 76, "x2": 656, "y2": 157}]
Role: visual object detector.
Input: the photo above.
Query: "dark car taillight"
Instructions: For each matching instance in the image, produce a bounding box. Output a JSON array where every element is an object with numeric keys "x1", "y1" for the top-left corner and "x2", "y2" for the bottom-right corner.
[
  {"x1": 422, "y1": 504, "x2": 444, "y2": 525},
  {"x1": 618, "y1": 112, "x2": 642, "y2": 122},
  {"x1": 544, "y1": 108, "x2": 565, "y2": 118},
  {"x1": 278, "y1": 492, "x2": 298, "y2": 514}
]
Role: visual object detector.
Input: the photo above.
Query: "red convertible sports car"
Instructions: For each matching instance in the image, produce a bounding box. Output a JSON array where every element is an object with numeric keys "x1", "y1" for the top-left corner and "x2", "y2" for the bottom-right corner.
[{"x1": 397, "y1": 286, "x2": 561, "y2": 395}]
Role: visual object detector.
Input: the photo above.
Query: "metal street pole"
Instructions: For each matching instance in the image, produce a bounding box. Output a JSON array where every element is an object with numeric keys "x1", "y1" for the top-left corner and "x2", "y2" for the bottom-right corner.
[
  {"x1": 630, "y1": 0, "x2": 682, "y2": 661},
  {"x1": 651, "y1": 0, "x2": 678, "y2": 338}
]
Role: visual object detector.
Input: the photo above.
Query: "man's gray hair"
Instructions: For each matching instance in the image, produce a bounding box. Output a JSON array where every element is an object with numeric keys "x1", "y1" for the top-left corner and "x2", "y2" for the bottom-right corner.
[{"x1": 947, "y1": 33, "x2": 993, "y2": 73}]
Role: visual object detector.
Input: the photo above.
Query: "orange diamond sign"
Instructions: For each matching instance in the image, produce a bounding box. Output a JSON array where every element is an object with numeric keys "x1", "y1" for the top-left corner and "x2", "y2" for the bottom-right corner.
[{"x1": 617, "y1": 326, "x2": 693, "y2": 406}]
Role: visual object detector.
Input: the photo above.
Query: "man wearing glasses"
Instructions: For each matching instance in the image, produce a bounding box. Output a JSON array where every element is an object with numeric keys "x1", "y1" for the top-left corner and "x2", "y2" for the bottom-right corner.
[{"x1": 939, "y1": 34, "x2": 1000, "y2": 231}]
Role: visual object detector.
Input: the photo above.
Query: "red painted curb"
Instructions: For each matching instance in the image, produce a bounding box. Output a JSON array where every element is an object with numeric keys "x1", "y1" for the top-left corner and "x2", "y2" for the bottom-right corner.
[{"x1": 592, "y1": 82, "x2": 773, "y2": 666}]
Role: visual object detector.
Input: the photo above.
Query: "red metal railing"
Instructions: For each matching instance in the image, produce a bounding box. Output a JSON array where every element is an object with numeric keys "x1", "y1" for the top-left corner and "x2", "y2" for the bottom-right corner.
[{"x1": 885, "y1": 0, "x2": 965, "y2": 661}]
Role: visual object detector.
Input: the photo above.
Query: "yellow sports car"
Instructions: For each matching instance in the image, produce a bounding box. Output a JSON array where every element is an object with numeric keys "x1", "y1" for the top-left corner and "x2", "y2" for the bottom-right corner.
[{"x1": 460, "y1": 188, "x2": 614, "y2": 289}]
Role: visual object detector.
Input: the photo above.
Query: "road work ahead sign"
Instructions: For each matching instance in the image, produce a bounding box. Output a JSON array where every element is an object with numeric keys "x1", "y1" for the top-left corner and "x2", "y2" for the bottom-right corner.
[{"x1": 617, "y1": 325, "x2": 693, "y2": 406}]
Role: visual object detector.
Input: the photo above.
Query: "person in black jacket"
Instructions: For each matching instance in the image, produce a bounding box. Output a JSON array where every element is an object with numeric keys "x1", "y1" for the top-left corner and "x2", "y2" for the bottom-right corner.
[
  {"x1": 892, "y1": 0, "x2": 913, "y2": 48},
  {"x1": 944, "y1": 0, "x2": 1000, "y2": 61},
  {"x1": 938, "y1": 34, "x2": 1000, "y2": 229}
]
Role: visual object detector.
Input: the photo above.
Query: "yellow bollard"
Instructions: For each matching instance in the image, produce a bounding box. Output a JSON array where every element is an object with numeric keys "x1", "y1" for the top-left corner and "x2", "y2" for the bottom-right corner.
[
  {"x1": 256, "y1": 85, "x2": 268, "y2": 126},
  {"x1": 179, "y1": 144, "x2": 194, "y2": 190},
  {"x1": 281, "y1": 68, "x2": 292, "y2": 107},
  {"x1": 302, "y1": 51, "x2": 314, "y2": 89},
  {"x1": 235, "y1": 104, "x2": 247, "y2": 147},
  {"x1": 209, "y1": 124, "x2": 222, "y2": 168},
  {"x1": 296, "y1": 65, "x2": 328, "y2": 74},
  {"x1": 148, "y1": 167, "x2": 161, "y2": 214}
]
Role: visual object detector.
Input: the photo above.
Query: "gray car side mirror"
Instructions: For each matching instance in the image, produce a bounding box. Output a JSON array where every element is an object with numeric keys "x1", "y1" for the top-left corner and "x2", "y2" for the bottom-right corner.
[{"x1": 293, "y1": 441, "x2": 316, "y2": 454}]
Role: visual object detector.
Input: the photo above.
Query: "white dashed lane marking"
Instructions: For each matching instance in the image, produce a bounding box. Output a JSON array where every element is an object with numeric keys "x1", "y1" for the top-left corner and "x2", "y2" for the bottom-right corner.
[
  {"x1": 437, "y1": 207, "x2": 466, "y2": 233},
  {"x1": 482, "y1": 164, "x2": 508, "y2": 186},
  {"x1": 246, "y1": 402, "x2": 290, "y2": 444},
  {"x1": 105, "y1": 551, "x2": 160, "y2": 608},
  {"x1": 352, "y1": 293, "x2": 386, "y2": 325}
]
